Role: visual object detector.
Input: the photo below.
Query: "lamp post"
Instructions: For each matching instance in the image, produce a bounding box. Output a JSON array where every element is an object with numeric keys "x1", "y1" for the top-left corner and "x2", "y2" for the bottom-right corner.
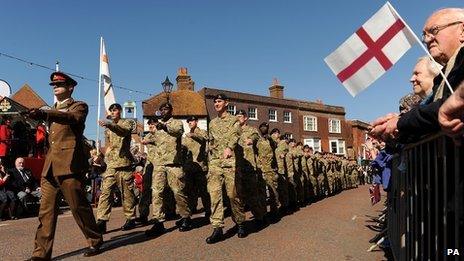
[{"x1": 162, "y1": 76, "x2": 173, "y2": 103}]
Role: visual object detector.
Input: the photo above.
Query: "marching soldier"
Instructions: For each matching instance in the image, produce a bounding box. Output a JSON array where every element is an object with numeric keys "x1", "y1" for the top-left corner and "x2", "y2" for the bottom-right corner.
[
  {"x1": 257, "y1": 122, "x2": 280, "y2": 218},
  {"x1": 206, "y1": 93, "x2": 246, "y2": 244},
  {"x1": 182, "y1": 115, "x2": 211, "y2": 217},
  {"x1": 145, "y1": 103, "x2": 192, "y2": 236},
  {"x1": 270, "y1": 128, "x2": 289, "y2": 213},
  {"x1": 97, "y1": 103, "x2": 137, "y2": 232},
  {"x1": 235, "y1": 110, "x2": 267, "y2": 226},
  {"x1": 138, "y1": 118, "x2": 157, "y2": 224},
  {"x1": 27, "y1": 72, "x2": 102, "y2": 259}
]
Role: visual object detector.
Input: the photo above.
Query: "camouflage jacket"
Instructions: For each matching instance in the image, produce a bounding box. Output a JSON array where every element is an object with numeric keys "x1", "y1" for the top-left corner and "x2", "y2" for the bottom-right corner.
[
  {"x1": 274, "y1": 139, "x2": 288, "y2": 174},
  {"x1": 182, "y1": 127, "x2": 208, "y2": 171},
  {"x1": 208, "y1": 112, "x2": 241, "y2": 167},
  {"x1": 256, "y1": 135, "x2": 276, "y2": 173},
  {"x1": 302, "y1": 156, "x2": 314, "y2": 176},
  {"x1": 237, "y1": 124, "x2": 259, "y2": 170},
  {"x1": 151, "y1": 117, "x2": 184, "y2": 166},
  {"x1": 105, "y1": 118, "x2": 134, "y2": 169},
  {"x1": 143, "y1": 132, "x2": 157, "y2": 164}
]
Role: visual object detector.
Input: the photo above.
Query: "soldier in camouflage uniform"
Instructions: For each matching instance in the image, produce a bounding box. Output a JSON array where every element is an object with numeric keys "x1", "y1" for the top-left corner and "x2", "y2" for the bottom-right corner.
[
  {"x1": 145, "y1": 103, "x2": 192, "y2": 236},
  {"x1": 312, "y1": 152, "x2": 325, "y2": 198},
  {"x1": 270, "y1": 128, "x2": 289, "y2": 214},
  {"x1": 182, "y1": 116, "x2": 211, "y2": 216},
  {"x1": 97, "y1": 103, "x2": 136, "y2": 232},
  {"x1": 287, "y1": 139, "x2": 304, "y2": 207},
  {"x1": 206, "y1": 94, "x2": 246, "y2": 244},
  {"x1": 302, "y1": 145, "x2": 317, "y2": 201},
  {"x1": 257, "y1": 122, "x2": 280, "y2": 218},
  {"x1": 235, "y1": 110, "x2": 267, "y2": 225}
]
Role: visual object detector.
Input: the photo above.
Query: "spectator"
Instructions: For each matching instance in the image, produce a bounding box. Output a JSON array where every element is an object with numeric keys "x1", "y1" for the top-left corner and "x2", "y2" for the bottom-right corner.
[
  {"x1": 0, "y1": 117, "x2": 12, "y2": 165},
  {"x1": 371, "y1": 8, "x2": 464, "y2": 142},
  {"x1": 0, "y1": 161, "x2": 16, "y2": 220},
  {"x1": 10, "y1": 157, "x2": 41, "y2": 212},
  {"x1": 438, "y1": 81, "x2": 464, "y2": 141},
  {"x1": 410, "y1": 56, "x2": 441, "y2": 104}
]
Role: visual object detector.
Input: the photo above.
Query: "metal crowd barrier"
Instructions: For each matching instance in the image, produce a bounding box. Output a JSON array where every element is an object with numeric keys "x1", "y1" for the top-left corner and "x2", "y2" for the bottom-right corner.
[{"x1": 388, "y1": 134, "x2": 463, "y2": 260}]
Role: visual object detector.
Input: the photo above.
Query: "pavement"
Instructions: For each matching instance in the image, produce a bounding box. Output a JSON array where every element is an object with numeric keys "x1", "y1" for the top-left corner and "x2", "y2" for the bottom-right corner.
[{"x1": 0, "y1": 185, "x2": 386, "y2": 260}]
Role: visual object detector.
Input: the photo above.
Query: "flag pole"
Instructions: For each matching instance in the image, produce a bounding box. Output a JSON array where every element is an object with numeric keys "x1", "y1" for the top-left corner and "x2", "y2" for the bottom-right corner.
[
  {"x1": 386, "y1": 1, "x2": 453, "y2": 94},
  {"x1": 96, "y1": 37, "x2": 103, "y2": 154}
]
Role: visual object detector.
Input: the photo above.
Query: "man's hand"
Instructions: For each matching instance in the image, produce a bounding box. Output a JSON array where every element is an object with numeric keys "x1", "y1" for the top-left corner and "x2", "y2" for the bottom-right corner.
[
  {"x1": 223, "y1": 147, "x2": 233, "y2": 159},
  {"x1": 245, "y1": 138, "x2": 253, "y2": 146},
  {"x1": 98, "y1": 120, "x2": 108, "y2": 127},
  {"x1": 28, "y1": 109, "x2": 46, "y2": 120},
  {"x1": 439, "y1": 85, "x2": 464, "y2": 144},
  {"x1": 25, "y1": 188, "x2": 31, "y2": 194}
]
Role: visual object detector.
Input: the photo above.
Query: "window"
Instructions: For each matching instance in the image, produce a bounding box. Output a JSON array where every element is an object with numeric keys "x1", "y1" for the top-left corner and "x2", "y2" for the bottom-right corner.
[
  {"x1": 269, "y1": 109, "x2": 277, "y2": 122},
  {"x1": 329, "y1": 118, "x2": 341, "y2": 133},
  {"x1": 283, "y1": 111, "x2": 292, "y2": 123},
  {"x1": 303, "y1": 116, "x2": 317, "y2": 131},
  {"x1": 304, "y1": 138, "x2": 321, "y2": 152},
  {"x1": 227, "y1": 105, "x2": 236, "y2": 115},
  {"x1": 284, "y1": 133, "x2": 293, "y2": 140},
  {"x1": 248, "y1": 107, "x2": 257, "y2": 120},
  {"x1": 329, "y1": 139, "x2": 345, "y2": 155}
]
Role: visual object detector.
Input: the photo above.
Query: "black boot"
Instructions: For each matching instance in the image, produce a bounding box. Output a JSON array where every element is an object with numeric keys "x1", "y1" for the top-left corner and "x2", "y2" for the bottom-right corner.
[
  {"x1": 145, "y1": 221, "x2": 165, "y2": 237},
  {"x1": 121, "y1": 219, "x2": 136, "y2": 231},
  {"x1": 83, "y1": 242, "x2": 103, "y2": 257},
  {"x1": 205, "y1": 228, "x2": 223, "y2": 244},
  {"x1": 96, "y1": 220, "x2": 107, "y2": 234},
  {"x1": 237, "y1": 224, "x2": 247, "y2": 238},
  {"x1": 178, "y1": 217, "x2": 193, "y2": 232},
  {"x1": 137, "y1": 216, "x2": 149, "y2": 225},
  {"x1": 254, "y1": 218, "x2": 268, "y2": 230}
]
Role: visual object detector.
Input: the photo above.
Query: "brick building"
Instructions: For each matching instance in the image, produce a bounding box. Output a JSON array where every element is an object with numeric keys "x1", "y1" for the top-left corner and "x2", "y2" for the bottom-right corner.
[{"x1": 142, "y1": 68, "x2": 370, "y2": 157}]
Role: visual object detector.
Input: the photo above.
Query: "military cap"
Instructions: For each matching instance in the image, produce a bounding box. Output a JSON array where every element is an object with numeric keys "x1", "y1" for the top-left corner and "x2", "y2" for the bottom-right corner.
[
  {"x1": 259, "y1": 122, "x2": 269, "y2": 129},
  {"x1": 108, "y1": 103, "x2": 122, "y2": 111},
  {"x1": 159, "y1": 102, "x2": 173, "y2": 110},
  {"x1": 147, "y1": 118, "x2": 157, "y2": 124},
  {"x1": 235, "y1": 109, "x2": 247, "y2": 116},
  {"x1": 213, "y1": 93, "x2": 228, "y2": 102},
  {"x1": 49, "y1": 71, "x2": 77, "y2": 87},
  {"x1": 186, "y1": 115, "x2": 198, "y2": 122}
]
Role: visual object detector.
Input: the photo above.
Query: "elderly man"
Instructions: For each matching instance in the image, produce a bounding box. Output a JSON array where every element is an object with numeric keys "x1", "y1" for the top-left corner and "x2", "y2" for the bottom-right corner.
[
  {"x1": 439, "y1": 82, "x2": 464, "y2": 142},
  {"x1": 371, "y1": 8, "x2": 464, "y2": 142},
  {"x1": 10, "y1": 157, "x2": 41, "y2": 210}
]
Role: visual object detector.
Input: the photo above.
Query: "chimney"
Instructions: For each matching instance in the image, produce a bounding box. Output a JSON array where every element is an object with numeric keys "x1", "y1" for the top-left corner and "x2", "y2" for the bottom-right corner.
[
  {"x1": 176, "y1": 67, "x2": 195, "y2": 91},
  {"x1": 269, "y1": 77, "x2": 284, "y2": 99}
]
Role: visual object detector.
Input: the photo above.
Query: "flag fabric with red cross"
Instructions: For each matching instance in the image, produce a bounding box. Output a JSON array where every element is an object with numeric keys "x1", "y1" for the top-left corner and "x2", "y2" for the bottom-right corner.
[{"x1": 324, "y1": 2, "x2": 416, "y2": 97}]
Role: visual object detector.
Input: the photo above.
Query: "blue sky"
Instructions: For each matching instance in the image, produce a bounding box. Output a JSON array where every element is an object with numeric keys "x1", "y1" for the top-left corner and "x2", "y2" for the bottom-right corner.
[{"x1": 0, "y1": 0, "x2": 461, "y2": 140}]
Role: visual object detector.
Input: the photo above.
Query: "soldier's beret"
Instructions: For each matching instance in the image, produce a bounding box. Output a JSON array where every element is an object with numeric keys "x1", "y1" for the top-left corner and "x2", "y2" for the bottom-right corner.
[
  {"x1": 213, "y1": 93, "x2": 228, "y2": 101},
  {"x1": 259, "y1": 122, "x2": 269, "y2": 128},
  {"x1": 270, "y1": 128, "x2": 280, "y2": 135},
  {"x1": 235, "y1": 109, "x2": 247, "y2": 116},
  {"x1": 108, "y1": 103, "x2": 122, "y2": 111},
  {"x1": 49, "y1": 71, "x2": 77, "y2": 87},
  {"x1": 159, "y1": 102, "x2": 173, "y2": 110},
  {"x1": 186, "y1": 116, "x2": 198, "y2": 122}
]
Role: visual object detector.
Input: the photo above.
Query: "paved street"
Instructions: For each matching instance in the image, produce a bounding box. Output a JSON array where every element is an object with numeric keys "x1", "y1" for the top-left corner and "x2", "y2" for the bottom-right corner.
[{"x1": 0, "y1": 185, "x2": 385, "y2": 260}]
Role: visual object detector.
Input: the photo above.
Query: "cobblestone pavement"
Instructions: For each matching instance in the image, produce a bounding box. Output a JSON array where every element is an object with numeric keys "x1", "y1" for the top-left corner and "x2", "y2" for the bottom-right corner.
[{"x1": 0, "y1": 185, "x2": 386, "y2": 260}]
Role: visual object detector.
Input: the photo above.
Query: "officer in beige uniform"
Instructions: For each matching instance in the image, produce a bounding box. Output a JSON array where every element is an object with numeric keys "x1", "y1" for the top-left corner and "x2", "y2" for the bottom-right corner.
[
  {"x1": 97, "y1": 103, "x2": 137, "y2": 233},
  {"x1": 27, "y1": 72, "x2": 102, "y2": 259}
]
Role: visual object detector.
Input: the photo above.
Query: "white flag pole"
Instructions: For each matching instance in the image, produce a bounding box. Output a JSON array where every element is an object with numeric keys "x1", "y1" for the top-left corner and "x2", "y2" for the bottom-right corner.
[
  {"x1": 386, "y1": 1, "x2": 453, "y2": 94},
  {"x1": 96, "y1": 37, "x2": 103, "y2": 154}
]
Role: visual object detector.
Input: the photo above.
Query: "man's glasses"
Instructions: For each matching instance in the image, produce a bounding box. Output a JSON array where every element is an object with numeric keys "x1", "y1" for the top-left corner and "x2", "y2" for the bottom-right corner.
[{"x1": 422, "y1": 21, "x2": 463, "y2": 43}]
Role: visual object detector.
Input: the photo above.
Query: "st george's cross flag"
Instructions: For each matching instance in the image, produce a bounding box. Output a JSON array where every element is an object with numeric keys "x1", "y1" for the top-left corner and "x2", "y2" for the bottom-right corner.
[
  {"x1": 100, "y1": 38, "x2": 116, "y2": 112},
  {"x1": 324, "y1": 2, "x2": 416, "y2": 97}
]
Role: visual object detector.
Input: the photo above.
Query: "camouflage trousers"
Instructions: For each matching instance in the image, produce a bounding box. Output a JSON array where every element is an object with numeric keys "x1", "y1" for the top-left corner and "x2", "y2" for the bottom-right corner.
[
  {"x1": 239, "y1": 167, "x2": 266, "y2": 220},
  {"x1": 207, "y1": 162, "x2": 245, "y2": 228},
  {"x1": 261, "y1": 170, "x2": 281, "y2": 211},
  {"x1": 288, "y1": 171, "x2": 304, "y2": 204},
  {"x1": 151, "y1": 165, "x2": 190, "y2": 221},
  {"x1": 185, "y1": 165, "x2": 211, "y2": 214},
  {"x1": 277, "y1": 172, "x2": 289, "y2": 208},
  {"x1": 97, "y1": 167, "x2": 136, "y2": 221}
]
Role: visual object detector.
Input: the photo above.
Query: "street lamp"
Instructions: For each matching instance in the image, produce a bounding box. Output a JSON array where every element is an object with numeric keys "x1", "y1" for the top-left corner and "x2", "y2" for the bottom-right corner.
[{"x1": 162, "y1": 76, "x2": 173, "y2": 103}]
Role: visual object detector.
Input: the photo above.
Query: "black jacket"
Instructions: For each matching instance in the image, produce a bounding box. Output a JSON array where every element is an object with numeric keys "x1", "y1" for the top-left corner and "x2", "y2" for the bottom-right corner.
[
  {"x1": 9, "y1": 168, "x2": 38, "y2": 193},
  {"x1": 397, "y1": 47, "x2": 464, "y2": 142}
]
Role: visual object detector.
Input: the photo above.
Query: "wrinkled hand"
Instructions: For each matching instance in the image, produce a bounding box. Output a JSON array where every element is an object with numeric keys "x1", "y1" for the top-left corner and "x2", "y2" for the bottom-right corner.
[
  {"x1": 438, "y1": 87, "x2": 464, "y2": 145},
  {"x1": 369, "y1": 113, "x2": 400, "y2": 141},
  {"x1": 223, "y1": 147, "x2": 233, "y2": 159},
  {"x1": 28, "y1": 108, "x2": 46, "y2": 120}
]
